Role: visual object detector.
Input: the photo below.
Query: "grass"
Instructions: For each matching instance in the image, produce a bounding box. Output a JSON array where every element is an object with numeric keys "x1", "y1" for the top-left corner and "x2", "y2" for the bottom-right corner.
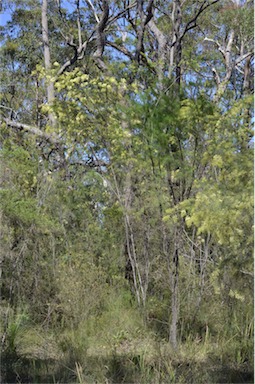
[
  {"x1": 2, "y1": 325, "x2": 253, "y2": 383},
  {"x1": 1, "y1": 290, "x2": 253, "y2": 383}
]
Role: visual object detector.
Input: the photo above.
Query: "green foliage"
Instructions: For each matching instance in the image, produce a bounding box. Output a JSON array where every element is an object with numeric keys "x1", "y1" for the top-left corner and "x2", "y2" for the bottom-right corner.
[{"x1": 0, "y1": 1, "x2": 253, "y2": 382}]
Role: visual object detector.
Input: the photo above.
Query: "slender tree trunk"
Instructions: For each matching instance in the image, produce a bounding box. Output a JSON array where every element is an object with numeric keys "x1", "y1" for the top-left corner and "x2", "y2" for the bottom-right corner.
[
  {"x1": 160, "y1": 204, "x2": 179, "y2": 349},
  {"x1": 213, "y1": 30, "x2": 234, "y2": 103},
  {"x1": 243, "y1": 56, "x2": 251, "y2": 96},
  {"x1": 148, "y1": 19, "x2": 167, "y2": 90},
  {"x1": 175, "y1": 38, "x2": 182, "y2": 89},
  {"x1": 42, "y1": 0, "x2": 55, "y2": 125},
  {"x1": 169, "y1": 0, "x2": 182, "y2": 88},
  {"x1": 123, "y1": 171, "x2": 147, "y2": 307},
  {"x1": 169, "y1": 235, "x2": 179, "y2": 349}
]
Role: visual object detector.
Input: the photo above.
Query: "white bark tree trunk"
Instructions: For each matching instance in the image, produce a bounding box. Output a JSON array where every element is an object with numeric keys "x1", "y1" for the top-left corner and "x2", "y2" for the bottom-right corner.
[{"x1": 42, "y1": 0, "x2": 55, "y2": 125}]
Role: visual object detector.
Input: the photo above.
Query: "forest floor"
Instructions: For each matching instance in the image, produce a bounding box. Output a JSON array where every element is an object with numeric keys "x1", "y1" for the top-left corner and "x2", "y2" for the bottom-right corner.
[{"x1": 2, "y1": 327, "x2": 254, "y2": 384}]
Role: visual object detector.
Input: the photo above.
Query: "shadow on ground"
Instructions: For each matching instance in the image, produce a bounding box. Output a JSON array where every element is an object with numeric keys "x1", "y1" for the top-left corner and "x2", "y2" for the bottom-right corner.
[{"x1": 1, "y1": 351, "x2": 254, "y2": 384}]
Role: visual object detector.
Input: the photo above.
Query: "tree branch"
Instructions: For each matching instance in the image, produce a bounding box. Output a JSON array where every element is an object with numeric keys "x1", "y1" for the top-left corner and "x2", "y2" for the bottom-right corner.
[
  {"x1": 106, "y1": 41, "x2": 134, "y2": 60},
  {"x1": 85, "y1": 0, "x2": 100, "y2": 23},
  {"x1": 181, "y1": 0, "x2": 220, "y2": 41},
  {"x1": 57, "y1": 38, "x2": 91, "y2": 76},
  {"x1": 148, "y1": 19, "x2": 167, "y2": 49},
  {"x1": 235, "y1": 52, "x2": 253, "y2": 66},
  {"x1": 76, "y1": 0, "x2": 82, "y2": 50},
  {"x1": 2, "y1": 118, "x2": 61, "y2": 145},
  {"x1": 144, "y1": 0, "x2": 154, "y2": 26},
  {"x1": 93, "y1": 0, "x2": 109, "y2": 70},
  {"x1": 107, "y1": 1, "x2": 137, "y2": 26},
  {"x1": 212, "y1": 67, "x2": 221, "y2": 86},
  {"x1": 135, "y1": 0, "x2": 154, "y2": 63},
  {"x1": 204, "y1": 37, "x2": 229, "y2": 58}
]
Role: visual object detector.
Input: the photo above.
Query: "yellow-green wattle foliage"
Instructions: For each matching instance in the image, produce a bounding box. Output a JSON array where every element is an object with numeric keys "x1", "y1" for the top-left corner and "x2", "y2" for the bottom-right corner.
[
  {"x1": 163, "y1": 96, "x2": 253, "y2": 249},
  {"x1": 38, "y1": 68, "x2": 139, "y2": 159}
]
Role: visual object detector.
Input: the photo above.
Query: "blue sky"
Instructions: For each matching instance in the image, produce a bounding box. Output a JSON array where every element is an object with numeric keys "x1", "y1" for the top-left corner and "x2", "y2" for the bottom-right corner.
[
  {"x1": 0, "y1": 12, "x2": 11, "y2": 26},
  {"x1": 0, "y1": 1, "x2": 75, "y2": 27}
]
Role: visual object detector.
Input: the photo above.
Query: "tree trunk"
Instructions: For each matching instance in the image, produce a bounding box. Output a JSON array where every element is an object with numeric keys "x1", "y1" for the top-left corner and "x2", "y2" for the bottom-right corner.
[
  {"x1": 169, "y1": 0, "x2": 182, "y2": 89},
  {"x1": 42, "y1": 0, "x2": 55, "y2": 125},
  {"x1": 169, "y1": 243, "x2": 179, "y2": 349},
  {"x1": 243, "y1": 55, "x2": 252, "y2": 95},
  {"x1": 213, "y1": 30, "x2": 234, "y2": 103}
]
